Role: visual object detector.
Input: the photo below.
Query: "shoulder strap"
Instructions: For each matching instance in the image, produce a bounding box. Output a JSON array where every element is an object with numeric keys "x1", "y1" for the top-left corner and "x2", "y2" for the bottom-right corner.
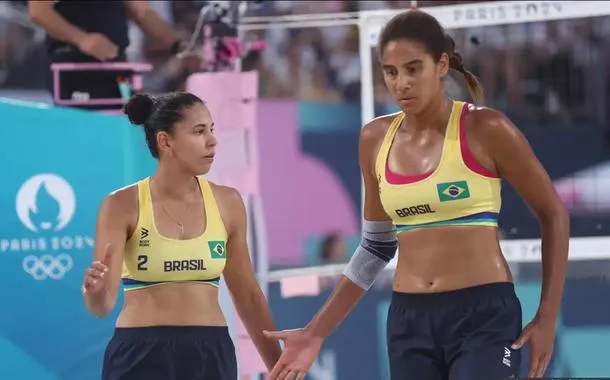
[
  {"x1": 136, "y1": 177, "x2": 152, "y2": 225},
  {"x1": 441, "y1": 100, "x2": 467, "y2": 158},
  {"x1": 197, "y1": 176, "x2": 223, "y2": 224},
  {"x1": 374, "y1": 113, "x2": 404, "y2": 181}
]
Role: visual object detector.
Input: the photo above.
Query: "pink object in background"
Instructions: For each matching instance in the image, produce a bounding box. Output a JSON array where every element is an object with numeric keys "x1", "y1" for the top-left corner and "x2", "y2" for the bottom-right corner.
[
  {"x1": 187, "y1": 71, "x2": 266, "y2": 375},
  {"x1": 194, "y1": 71, "x2": 258, "y2": 125},
  {"x1": 256, "y1": 100, "x2": 359, "y2": 265},
  {"x1": 553, "y1": 161, "x2": 610, "y2": 214},
  {"x1": 280, "y1": 275, "x2": 321, "y2": 298},
  {"x1": 187, "y1": 71, "x2": 260, "y2": 196},
  {"x1": 50, "y1": 62, "x2": 152, "y2": 106}
]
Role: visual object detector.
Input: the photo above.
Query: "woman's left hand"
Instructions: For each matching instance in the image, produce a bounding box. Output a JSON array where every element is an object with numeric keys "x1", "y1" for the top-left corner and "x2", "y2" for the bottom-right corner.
[{"x1": 511, "y1": 314, "x2": 557, "y2": 378}]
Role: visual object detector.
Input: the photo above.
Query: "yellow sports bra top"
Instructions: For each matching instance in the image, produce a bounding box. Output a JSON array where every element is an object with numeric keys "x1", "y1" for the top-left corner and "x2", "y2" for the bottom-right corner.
[
  {"x1": 376, "y1": 100, "x2": 502, "y2": 233},
  {"x1": 121, "y1": 176, "x2": 228, "y2": 291}
]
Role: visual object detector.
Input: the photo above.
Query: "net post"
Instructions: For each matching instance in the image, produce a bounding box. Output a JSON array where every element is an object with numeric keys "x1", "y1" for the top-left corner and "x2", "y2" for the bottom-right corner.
[
  {"x1": 358, "y1": 16, "x2": 376, "y2": 129},
  {"x1": 358, "y1": 12, "x2": 376, "y2": 214}
]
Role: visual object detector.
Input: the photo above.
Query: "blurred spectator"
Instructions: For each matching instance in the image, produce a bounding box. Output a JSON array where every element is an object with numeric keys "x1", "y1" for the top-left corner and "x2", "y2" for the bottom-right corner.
[
  {"x1": 319, "y1": 233, "x2": 348, "y2": 289},
  {"x1": 28, "y1": 0, "x2": 187, "y2": 107},
  {"x1": 319, "y1": 233, "x2": 348, "y2": 265},
  {"x1": 328, "y1": 26, "x2": 361, "y2": 101}
]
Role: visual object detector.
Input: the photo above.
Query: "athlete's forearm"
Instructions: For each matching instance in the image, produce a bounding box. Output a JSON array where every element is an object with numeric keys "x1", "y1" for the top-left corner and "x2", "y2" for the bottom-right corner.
[
  {"x1": 83, "y1": 291, "x2": 114, "y2": 318},
  {"x1": 235, "y1": 291, "x2": 282, "y2": 370},
  {"x1": 537, "y1": 209, "x2": 569, "y2": 321},
  {"x1": 305, "y1": 220, "x2": 397, "y2": 338},
  {"x1": 29, "y1": 6, "x2": 87, "y2": 47},
  {"x1": 305, "y1": 277, "x2": 366, "y2": 339}
]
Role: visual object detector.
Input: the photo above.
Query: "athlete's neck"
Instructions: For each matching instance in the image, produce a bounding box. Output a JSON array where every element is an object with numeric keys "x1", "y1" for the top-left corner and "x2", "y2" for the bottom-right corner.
[
  {"x1": 151, "y1": 162, "x2": 198, "y2": 200},
  {"x1": 407, "y1": 94, "x2": 452, "y2": 132}
]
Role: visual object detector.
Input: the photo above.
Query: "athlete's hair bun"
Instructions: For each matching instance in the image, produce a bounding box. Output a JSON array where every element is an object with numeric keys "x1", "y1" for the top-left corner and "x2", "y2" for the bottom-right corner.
[{"x1": 124, "y1": 93, "x2": 156, "y2": 126}]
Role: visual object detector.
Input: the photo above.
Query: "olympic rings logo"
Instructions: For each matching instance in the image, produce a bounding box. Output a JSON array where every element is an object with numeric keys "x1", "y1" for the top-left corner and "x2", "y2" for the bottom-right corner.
[{"x1": 22, "y1": 254, "x2": 73, "y2": 281}]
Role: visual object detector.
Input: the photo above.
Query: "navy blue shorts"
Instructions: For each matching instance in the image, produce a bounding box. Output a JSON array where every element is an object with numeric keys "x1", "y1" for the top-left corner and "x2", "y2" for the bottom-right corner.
[
  {"x1": 387, "y1": 282, "x2": 522, "y2": 380},
  {"x1": 102, "y1": 326, "x2": 237, "y2": 380}
]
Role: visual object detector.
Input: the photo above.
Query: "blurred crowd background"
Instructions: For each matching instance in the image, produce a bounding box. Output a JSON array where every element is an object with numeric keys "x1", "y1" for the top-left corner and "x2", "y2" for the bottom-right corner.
[{"x1": 1, "y1": 0, "x2": 610, "y2": 128}]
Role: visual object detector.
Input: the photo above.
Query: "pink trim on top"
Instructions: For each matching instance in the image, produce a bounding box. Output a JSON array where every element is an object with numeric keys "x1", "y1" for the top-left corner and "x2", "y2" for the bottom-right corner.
[
  {"x1": 459, "y1": 104, "x2": 499, "y2": 178},
  {"x1": 385, "y1": 114, "x2": 434, "y2": 185},
  {"x1": 384, "y1": 115, "x2": 433, "y2": 185},
  {"x1": 385, "y1": 159, "x2": 433, "y2": 184}
]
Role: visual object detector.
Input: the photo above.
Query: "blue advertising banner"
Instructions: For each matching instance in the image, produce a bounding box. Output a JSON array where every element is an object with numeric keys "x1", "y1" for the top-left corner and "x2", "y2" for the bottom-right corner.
[{"x1": 0, "y1": 100, "x2": 155, "y2": 379}]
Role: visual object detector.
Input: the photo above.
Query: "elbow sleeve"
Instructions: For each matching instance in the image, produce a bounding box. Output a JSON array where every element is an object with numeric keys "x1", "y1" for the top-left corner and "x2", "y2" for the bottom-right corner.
[{"x1": 342, "y1": 220, "x2": 397, "y2": 291}]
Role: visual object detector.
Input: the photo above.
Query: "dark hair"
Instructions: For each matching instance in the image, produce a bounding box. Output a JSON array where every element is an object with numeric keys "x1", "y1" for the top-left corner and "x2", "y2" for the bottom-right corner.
[
  {"x1": 320, "y1": 233, "x2": 342, "y2": 261},
  {"x1": 123, "y1": 92, "x2": 204, "y2": 158},
  {"x1": 378, "y1": 10, "x2": 484, "y2": 104}
]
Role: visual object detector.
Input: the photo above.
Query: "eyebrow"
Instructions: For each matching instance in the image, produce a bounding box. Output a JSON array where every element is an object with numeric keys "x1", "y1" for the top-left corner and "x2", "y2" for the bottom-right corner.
[
  {"x1": 382, "y1": 59, "x2": 423, "y2": 69},
  {"x1": 192, "y1": 122, "x2": 214, "y2": 129}
]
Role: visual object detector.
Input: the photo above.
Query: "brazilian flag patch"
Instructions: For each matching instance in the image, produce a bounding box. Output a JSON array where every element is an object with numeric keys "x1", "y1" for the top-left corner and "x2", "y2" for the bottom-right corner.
[
  {"x1": 437, "y1": 181, "x2": 470, "y2": 202},
  {"x1": 208, "y1": 241, "x2": 226, "y2": 259}
]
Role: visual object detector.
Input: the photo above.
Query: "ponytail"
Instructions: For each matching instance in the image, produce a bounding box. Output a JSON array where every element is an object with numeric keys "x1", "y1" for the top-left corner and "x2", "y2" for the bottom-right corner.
[{"x1": 445, "y1": 35, "x2": 484, "y2": 104}]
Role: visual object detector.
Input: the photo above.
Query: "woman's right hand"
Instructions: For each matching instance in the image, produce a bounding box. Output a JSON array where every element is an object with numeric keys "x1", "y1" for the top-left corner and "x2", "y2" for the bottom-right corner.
[
  {"x1": 82, "y1": 243, "x2": 112, "y2": 298},
  {"x1": 264, "y1": 328, "x2": 324, "y2": 380}
]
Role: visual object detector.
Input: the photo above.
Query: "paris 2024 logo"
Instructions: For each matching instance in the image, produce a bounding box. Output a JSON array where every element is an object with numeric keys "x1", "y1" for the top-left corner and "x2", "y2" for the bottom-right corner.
[{"x1": 0, "y1": 174, "x2": 94, "y2": 280}]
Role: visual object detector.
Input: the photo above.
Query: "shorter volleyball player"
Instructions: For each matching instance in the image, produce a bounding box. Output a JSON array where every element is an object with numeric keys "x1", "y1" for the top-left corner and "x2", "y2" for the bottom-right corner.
[{"x1": 82, "y1": 92, "x2": 282, "y2": 379}]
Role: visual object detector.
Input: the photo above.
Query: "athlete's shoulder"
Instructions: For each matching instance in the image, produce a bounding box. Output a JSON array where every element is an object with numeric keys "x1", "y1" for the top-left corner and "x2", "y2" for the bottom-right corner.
[
  {"x1": 109, "y1": 180, "x2": 140, "y2": 197},
  {"x1": 204, "y1": 179, "x2": 246, "y2": 232},
  {"x1": 463, "y1": 103, "x2": 522, "y2": 142},
  {"x1": 464, "y1": 103, "x2": 507, "y2": 125},
  {"x1": 363, "y1": 111, "x2": 401, "y2": 132},
  {"x1": 95, "y1": 181, "x2": 139, "y2": 225},
  {"x1": 205, "y1": 179, "x2": 245, "y2": 210},
  {"x1": 104, "y1": 180, "x2": 140, "y2": 212},
  {"x1": 361, "y1": 111, "x2": 401, "y2": 144}
]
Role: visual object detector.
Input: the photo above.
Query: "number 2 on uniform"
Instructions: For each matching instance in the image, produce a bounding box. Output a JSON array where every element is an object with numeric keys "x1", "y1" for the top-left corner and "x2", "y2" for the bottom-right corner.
[{"x1": 137, "y1": 255, "x2": 148, "y2": 270}]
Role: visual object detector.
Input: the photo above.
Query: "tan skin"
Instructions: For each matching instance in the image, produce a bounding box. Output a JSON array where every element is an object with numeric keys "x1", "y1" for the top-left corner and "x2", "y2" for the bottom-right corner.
[
  {"x1": 264, "y1": 39, "x2": 569, "y2": 380},
  {"x1": 81, "y1": 103, "x2": 282, "y2": 370}
]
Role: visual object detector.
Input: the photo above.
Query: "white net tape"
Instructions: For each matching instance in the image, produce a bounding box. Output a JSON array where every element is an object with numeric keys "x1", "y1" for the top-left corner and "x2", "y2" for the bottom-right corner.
[{"x1": 359, "y1": 1, "x2": 610, "y2": 48}]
